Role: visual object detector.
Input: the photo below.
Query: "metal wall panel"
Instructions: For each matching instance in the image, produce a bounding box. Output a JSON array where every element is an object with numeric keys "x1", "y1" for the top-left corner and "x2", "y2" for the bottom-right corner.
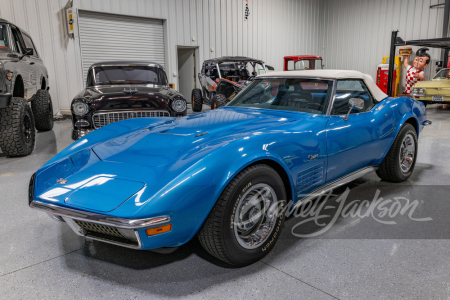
[
  {"x1": 0, "y1": 0, "x2": 323, "y2": 112},
  {"x1": 321, "y1": 0, "x2": 445, "y2": 92},
  {"x1": 78, "y1": 10, "x2": 165, "y2": 81}
]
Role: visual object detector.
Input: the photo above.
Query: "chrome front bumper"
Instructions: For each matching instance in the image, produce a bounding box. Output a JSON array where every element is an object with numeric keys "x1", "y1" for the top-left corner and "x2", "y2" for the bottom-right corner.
[{"x1": 29, "y1": 200, "x2": 171, "y2": 249}]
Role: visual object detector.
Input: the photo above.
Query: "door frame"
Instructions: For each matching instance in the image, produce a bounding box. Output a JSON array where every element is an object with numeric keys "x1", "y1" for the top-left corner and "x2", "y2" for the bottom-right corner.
[{"x1": 176, "y1": 46, "x2": 200, "y2": 94}]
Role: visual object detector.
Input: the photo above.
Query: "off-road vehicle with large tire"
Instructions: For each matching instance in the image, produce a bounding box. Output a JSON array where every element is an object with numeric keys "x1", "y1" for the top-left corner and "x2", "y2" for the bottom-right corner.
[
  {"x1": 191, "y1": 56, "x2": 274, "y2": 112},
  {"x1": 0, "y1": 19, "x2": 54, "y2": 157}
]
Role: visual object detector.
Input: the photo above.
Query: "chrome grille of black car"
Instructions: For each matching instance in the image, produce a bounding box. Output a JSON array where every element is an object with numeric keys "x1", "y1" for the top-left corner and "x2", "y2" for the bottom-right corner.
[{"x1": 93, "y1": 111, "x2": 170, "y2": 128}]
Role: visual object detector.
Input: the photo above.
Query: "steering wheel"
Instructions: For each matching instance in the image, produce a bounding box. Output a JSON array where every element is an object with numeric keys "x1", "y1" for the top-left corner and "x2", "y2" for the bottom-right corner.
[
  {"x1": 305, "y1": 102, "x2": 323, "y2": 111},
  {"x1": 286, "y1": 93, "x2": 309, "y2": 103}
]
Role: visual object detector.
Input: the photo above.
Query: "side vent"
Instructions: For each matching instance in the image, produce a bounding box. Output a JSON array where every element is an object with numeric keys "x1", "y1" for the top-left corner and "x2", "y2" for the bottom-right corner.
[{"x1": 297, "y1": 162, "x2": 324, "y2": 193}]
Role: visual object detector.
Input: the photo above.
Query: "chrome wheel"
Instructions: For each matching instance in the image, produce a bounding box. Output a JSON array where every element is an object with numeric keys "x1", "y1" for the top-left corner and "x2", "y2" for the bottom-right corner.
[
  {"x1": 399, "y1": 133, "x2": 415, "y2": 173},
  {"x1": 233, "y1": 183, "x2": 278, "y2": 249}
]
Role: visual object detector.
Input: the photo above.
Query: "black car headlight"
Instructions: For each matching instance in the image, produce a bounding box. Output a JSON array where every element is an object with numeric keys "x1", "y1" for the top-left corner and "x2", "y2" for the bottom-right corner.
[
  {"x1": 72, "y1": 101, "x2": 89, "y2": 116},
  {"x1": 172, "y1": 98, "x2": 187, "y2": 113}
]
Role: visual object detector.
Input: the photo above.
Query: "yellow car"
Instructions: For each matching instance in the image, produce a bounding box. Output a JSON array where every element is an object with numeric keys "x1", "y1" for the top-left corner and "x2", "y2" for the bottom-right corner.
[{"x1": 411, "y1": 68, "x2": 450, "y2": 106}]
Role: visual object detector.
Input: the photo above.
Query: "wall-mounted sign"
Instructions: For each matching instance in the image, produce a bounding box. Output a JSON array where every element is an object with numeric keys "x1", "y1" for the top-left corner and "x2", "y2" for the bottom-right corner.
[{"x1": 66, "y1": 7, "x2": 74, "y2": 34}]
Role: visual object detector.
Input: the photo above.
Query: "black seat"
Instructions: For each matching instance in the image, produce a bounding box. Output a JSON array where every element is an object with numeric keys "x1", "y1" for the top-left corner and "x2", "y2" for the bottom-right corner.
[{"x1": 240, "y1": 69, "x2": 250, "y2": 80}]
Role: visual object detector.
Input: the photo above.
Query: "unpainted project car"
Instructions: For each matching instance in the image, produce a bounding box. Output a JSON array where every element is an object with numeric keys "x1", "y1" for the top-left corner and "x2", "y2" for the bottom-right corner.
[
  {"x1": 191, "y1": 56, "x2": 274, "y2": 112},
  {"x1": 29, "y1": 70, "x2": 430, "y2": 267}
]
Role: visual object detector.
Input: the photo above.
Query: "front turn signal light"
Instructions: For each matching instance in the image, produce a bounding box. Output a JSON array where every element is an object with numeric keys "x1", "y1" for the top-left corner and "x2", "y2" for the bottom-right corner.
[{"x1": 146, "y1": 224, "x2": 172, "y2": 236}]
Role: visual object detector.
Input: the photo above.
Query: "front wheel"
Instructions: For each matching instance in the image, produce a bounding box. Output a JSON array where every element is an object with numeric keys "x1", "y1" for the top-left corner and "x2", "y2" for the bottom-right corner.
[
  {"x1": 376, "y1": 123, "x2": 418, "y2": 182},
  {"x1": 191, "y1": 89, "x2": 203, "y2": 112},
  {"x1": 198, "y1": 164, "x2": 286, "y2": 267},
  {"x1": 210, "y1": 94, "x2": 228, "y2": 110},
  {"x1": 0, "y1": 97, "x2": 36, "y2": 157}
]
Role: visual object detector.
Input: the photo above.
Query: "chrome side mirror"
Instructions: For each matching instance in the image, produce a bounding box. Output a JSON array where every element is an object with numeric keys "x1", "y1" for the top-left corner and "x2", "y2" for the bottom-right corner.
[{"x1": 343, "y1": 98, "x2": 364, "y2": 120}]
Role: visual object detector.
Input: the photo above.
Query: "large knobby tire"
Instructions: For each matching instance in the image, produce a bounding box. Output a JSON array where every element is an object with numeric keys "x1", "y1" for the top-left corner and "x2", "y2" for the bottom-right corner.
[
  {"x1": 191, "y1": 89, "x2": 203, "y2": 112},
  {"x1": 0, "y1": 97, "x2": 35, "y2": 157},
  {"x1": 31, "y1": 89, "x2": 54, "y2": 131},
  {"x1": 376, "y1": 123, "x2": 418, "y2": 182},
  {"x1": 198, "y1": 164, "x2": 286, "y2": 267},
  {"x1": 211, "y1": 94, "x2": 228, "y2": 110}
]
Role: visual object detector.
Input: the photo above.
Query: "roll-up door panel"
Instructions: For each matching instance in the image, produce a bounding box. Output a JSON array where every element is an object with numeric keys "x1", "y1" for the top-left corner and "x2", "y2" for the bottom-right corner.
[{"x1": 78, "y1": 11, "x2": 165, "y2": 81}]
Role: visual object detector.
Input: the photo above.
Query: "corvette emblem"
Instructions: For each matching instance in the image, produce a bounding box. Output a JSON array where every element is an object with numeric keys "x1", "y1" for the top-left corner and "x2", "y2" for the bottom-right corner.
[
  {"x1": 57, "y1": 178, "x2": 67, "y2": 185},
  {"x1": 307, "y1": 154, "x2": 319, "y2": 162}
]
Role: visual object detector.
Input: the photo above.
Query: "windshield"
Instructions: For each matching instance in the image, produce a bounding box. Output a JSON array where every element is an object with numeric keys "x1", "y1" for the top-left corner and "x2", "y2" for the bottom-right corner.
[
  {"x1": 91, "y1": 66, "x2": 167, "y2": 86},
  {"x1": 433, "y1": 69, "x2": 450, "y2": 79},
  {"x1": 227, "y1": 78, "x2": 333, "y2": 114},
  {"x1": 0, "y1": 24, "x2": 9, "y2": 51},
  {"x1": 287, "y1": 59, "x2": 323, "y2": 71}
]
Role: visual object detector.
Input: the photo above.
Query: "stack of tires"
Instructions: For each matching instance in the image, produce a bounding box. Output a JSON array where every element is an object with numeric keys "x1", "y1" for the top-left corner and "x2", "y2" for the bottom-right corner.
[{"x1": 0, "y1": 89, "x2": 54, "y2": 157}]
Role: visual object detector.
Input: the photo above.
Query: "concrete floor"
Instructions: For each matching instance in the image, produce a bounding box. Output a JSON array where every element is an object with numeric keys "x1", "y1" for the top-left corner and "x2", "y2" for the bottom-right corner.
[{"x1": 0, "y1": 104, "x2": 449, "y2": 299}]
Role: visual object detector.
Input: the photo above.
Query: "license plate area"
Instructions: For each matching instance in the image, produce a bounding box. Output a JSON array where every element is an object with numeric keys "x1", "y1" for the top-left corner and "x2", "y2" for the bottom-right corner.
[{"x1": 432, "y1": 95, "x2": 444, "y2": 102}]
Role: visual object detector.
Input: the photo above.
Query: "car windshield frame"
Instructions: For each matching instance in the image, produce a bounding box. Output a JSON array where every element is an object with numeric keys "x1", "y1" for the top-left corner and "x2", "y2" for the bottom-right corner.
[
  {"x1": 226, "y1": 77, "x2": 334, "y2": 115},
  {"x1": 433, "y1": 69, "x2": 450, "y2": 80},
  {"x1": 89, "y1": 65, "x2": 165, "y2": 86},
  {"x1": 0, "y1": 23, "x2": 10, "y2": 52}
]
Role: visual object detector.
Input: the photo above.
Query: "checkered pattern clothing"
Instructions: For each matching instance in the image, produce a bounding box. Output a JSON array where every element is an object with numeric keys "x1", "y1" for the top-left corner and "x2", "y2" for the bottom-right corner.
[{"x1": 405, "y1": 65, "x2": 424, "y2": 94}]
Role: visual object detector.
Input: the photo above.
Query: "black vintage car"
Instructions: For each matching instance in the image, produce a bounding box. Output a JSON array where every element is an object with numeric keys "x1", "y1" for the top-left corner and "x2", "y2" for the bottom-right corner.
[{"x1": 71, "y1": 61, "x2": 187, "y2": 140}]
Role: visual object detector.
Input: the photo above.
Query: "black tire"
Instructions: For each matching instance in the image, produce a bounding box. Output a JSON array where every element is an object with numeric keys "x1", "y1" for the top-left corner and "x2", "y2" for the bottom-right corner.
[
  {"x1": 210, "y1": 94, "x2": 228, "y2": 110},
  {"x1": 198, "y1": 164, "x2": 286, "y2": 267},
  {"x1": 376, "y1": 123, "x2": 418, "y2": 183},
  {"x1": 192, "y1": 89, "x2": 203, "y2": 112},
  {"x1": 31, "y1": 89, "x2": 54, "y2": 131},
  {"x1": 0, "y1": 97, "x2": 35, "y2": 157},
  {"x1": 421, "y1": 101, "x2": 428, "y2": 107}
]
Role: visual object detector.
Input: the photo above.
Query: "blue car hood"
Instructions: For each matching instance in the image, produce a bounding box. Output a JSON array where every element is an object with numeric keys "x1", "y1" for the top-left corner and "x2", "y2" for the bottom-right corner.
[
  {"x1": 36, "y1": 108, "x2": 299, "y2": 214},
  {"x1": 92, "y1": 108, "x2": 296, "y2": 167}
]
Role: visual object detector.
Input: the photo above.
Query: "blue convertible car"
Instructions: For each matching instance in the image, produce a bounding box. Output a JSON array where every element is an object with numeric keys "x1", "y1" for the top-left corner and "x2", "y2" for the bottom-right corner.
[{"x1": 29, "y1": 70, "x2": 430, "y2": 266}]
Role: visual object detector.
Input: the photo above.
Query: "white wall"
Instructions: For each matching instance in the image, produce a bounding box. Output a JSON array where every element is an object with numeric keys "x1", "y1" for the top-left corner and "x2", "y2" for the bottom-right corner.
[
  {"x1": 0, "y1": 0, "x2": 324, "y2": 113},
  {"x1": 321, "y1": 0, "x2": 446, "y2": 92}
]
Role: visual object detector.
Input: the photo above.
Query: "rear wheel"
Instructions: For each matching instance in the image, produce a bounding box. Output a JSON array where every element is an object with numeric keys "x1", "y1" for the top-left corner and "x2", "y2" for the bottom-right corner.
[
  {"x1": 31, "y1": 89, "x2": 54, "y2": 131},
  {"x1": 211, "y1": 94, "x2": 228, "y2": 110},
  {"x1": 198, "y1": 164, "x2": 286, "y2": 266},
  {"x1": 421, "y1": 101, "x2": 428, "y2": 107},
  {"x1": 376, "y1": 123, "x2": 417, "y2": 182},
  {"x1": 0, "y1": 97, "x2": 35, "y2": 157},
  {"x1": 191, "y1": 89, "x2": 203, "y2": 112}
]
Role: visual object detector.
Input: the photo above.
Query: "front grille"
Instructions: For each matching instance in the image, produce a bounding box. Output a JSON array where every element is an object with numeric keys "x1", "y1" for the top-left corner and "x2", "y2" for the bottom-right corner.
[
  {"x1": 74, "y1": 220, "x2": 138, "y2": 247},
  {"x1": 93, "y1": 111, "x2": 171, "y2": 128},
  {"x1": 74, "y1": 220, "x2": 125, "y2": 238}
]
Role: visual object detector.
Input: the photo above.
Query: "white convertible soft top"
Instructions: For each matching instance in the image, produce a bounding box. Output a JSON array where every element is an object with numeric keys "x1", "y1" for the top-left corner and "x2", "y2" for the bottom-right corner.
[{"x1": 258, "y1": 70, "x2": 388, "y2": 102}]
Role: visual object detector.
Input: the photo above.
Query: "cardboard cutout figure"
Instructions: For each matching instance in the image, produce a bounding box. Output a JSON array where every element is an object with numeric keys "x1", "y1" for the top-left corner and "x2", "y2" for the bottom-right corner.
[{"x1": 401, "y1": 47, "x2": 430, "y2": 94}]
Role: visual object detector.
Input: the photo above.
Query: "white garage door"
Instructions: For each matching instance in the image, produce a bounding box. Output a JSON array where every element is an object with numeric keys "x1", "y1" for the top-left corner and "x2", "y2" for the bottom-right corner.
[{"x1": 78, "y1": 10, "x2": 165, "y2": 81}]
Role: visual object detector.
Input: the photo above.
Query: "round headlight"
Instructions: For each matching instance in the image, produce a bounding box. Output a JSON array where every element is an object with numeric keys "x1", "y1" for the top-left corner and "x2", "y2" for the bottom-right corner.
[
  {"x1": 172, "y1": 98, "x2": 187, "y2": 113},
  {"x1": 72, "y1": 101, "x2": 89, "y2": 116}
]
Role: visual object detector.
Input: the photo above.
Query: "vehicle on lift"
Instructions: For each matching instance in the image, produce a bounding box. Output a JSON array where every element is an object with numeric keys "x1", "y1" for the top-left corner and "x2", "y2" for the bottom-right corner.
[
  {"x1": 0, "y1": 18, "x2": 54, "y2": 157},
  {"x1": 191, "y1": 56, "x2": 274, "y2": 112},
  {"x1": 411, "y1": 68, "x2": 450, "y2": 106},
  {"x1": 284, "y1": 55, "x2": 323, "y2": 71},
  {"x1": 70, "y1": 61, "x2": 187, "y2": 140},
  {"x1": 30, "y1": 70, "x2": 430, "y2": 267}
]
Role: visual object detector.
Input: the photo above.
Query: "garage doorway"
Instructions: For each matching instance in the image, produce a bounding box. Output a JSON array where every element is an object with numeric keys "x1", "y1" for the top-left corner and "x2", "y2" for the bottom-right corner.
[
  {"x1": 177, "y1": 47, "x2": 198, "y2": 103},
  {"x1": 78, "y1": 11, "x2": 166, "y2": 82}
]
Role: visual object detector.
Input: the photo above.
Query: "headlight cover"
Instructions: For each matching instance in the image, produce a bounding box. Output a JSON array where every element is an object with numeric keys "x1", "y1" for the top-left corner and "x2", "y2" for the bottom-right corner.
[
  {"x1": 412, "y1": 87, "x2": 425, "y2": 96},
  {"x1": 172, "y1": 98, "x2": 187, "y2": 113},
  {"x1": 72, "y1": 101, "x2": 89, "y2": 116}
]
